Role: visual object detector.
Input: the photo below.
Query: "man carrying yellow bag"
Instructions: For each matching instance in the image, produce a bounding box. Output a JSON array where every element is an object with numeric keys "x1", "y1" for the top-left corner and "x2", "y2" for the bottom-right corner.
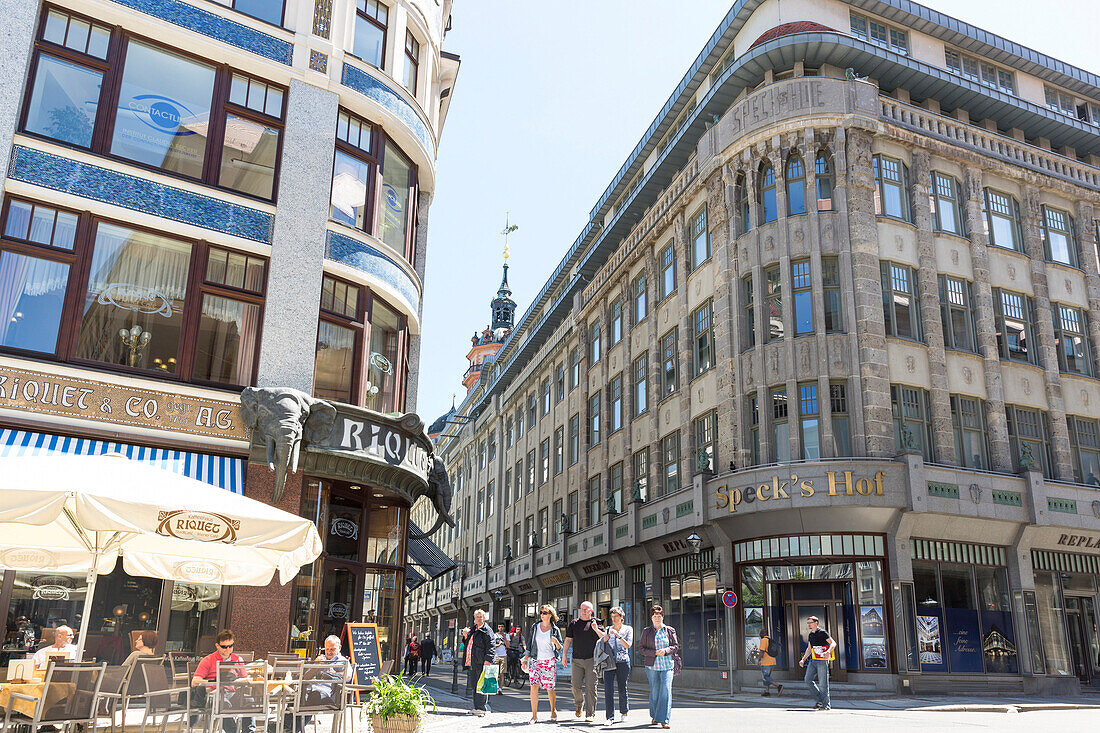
[{"x1": 466, "y1": 609, "x2": 496, "y2": 716}]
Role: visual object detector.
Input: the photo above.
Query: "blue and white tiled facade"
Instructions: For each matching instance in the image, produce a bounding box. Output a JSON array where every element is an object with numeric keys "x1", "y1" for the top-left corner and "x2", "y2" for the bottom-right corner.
[
  {"x1": 325, "y1": 228, "x2": 420, "y2": 314},
  {"x1": 341, "y1": 62, "x2": 435, "y2": 156}
]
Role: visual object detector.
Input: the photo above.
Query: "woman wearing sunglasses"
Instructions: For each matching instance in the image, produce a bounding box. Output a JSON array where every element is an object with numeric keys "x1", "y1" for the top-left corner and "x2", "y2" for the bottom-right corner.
[
  {"x1": 638, "y1": 605, "x2": 679, "y2": 728},
  {"x1": 524, "y1": 604, "x2": 564, "y2": 723}
]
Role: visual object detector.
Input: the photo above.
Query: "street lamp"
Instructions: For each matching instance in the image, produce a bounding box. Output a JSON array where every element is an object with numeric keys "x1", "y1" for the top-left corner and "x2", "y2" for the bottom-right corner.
[{"x1": 686, "y1": 531, "x2": 703, "y2": 554}]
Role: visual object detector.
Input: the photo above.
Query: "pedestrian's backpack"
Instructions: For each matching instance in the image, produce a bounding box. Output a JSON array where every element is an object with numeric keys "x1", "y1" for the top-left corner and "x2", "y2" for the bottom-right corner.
[{"x1": 749, "y1": 636, "x2": 770, "y2": 665}]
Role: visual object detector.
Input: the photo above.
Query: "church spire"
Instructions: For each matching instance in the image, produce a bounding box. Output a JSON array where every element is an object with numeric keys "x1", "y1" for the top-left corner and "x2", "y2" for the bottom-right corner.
[{"x1": 492, "y1": 212, "x2": 517, "y2": 330}]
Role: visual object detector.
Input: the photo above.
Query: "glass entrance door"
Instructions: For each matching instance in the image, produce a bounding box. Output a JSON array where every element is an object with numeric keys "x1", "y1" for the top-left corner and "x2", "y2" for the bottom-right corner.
[
  {"x1": 318, "y1": 564, "x2": 360, "y2": 646},
  {"x1": 1065, "y1": 596, "x2": 1100, "y2": 686},
  {"x1": 790, "y1": 599, "x2": 848, "y2": 681}
]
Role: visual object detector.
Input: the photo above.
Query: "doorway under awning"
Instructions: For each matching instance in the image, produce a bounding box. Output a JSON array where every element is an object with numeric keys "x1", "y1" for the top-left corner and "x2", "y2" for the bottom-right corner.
[{"x1": 406, "y1": 520, "x2": 456, "y2": 591}]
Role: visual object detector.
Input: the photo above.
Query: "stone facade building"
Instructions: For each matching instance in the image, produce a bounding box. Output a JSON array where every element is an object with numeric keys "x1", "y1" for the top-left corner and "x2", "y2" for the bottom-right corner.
[
  {"x1": 0, "y1": 0, "x2": 458, "y2": 666},
  {"x1": 406, "y1": 0, "x2": 1100, "y2": 694}
]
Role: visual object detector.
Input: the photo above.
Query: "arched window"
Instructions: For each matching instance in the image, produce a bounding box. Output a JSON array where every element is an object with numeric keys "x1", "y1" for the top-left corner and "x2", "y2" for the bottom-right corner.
[
  {"x1": 786, "y1": 154, "x2": 806, "y2": 216},
  {"x1": 760, "y1": 162, "x2": 777, "y2": 224},
  {"x1": 815, "y1": 151, "x2": 834, "y2": 211},
  {"x1": 734, "y1": 172, "x2": 749, "y2": 235}
]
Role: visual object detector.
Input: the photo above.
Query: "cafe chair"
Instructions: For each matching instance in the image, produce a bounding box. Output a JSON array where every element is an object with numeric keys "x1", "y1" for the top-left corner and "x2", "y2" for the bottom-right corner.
[
  {"x1": 93, "y1": 664, "x2": 134, "y2": 733},
  {"x1": 266, "y1": 654, "x2": 300, "y2": 665},
  {"x1": 286, "y1": 661, "x2": 346, "y2": 733},
  {"x1": 3, "y1": 661, "x2": 107, "y2": 733},
  {"x1": 236, "y1": 652, "x2": 255, "y2": 664},
  {"x1": 266, "y1": 660, "x2": 302, "y2": 733},
  {"x1": 206, "y1": 661, "x2": 268, "y2": 733},
  {"x1": 139, "y1": 661, "x2": 191, "y2": 733}
]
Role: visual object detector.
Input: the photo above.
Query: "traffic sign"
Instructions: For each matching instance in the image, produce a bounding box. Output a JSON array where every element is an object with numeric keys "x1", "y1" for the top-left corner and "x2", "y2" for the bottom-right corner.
[{"x1": 722, "y1": 590, "x2": 738, "y2": 608}]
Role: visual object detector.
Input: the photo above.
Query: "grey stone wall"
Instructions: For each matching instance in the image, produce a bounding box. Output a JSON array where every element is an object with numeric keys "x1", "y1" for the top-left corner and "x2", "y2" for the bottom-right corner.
[{"x1": 0, "y1": 3, "x2": 37, "y2": 180}]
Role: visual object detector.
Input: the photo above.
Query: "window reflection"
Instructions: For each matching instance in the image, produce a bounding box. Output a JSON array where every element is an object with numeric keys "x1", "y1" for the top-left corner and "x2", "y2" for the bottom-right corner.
[
  {"x1": 368, "y1": 300, "x2": 400, "y2": 411},
  {"x1": 166, "y1": 582, "x2": 222, "y2": 654},
  {"x1": 379, "y1": 143, "x2": 412, "y2": 255},
  {"x1": 218, "y1": 115, "x2": 279, "y2": 199},
  {"x1": 314, "y1": 320, "x2": 356, "y2": 402},
  {"x1": 0, "y1": 251, "x2": 70, "y2": 354},
  {"x1": 24, "y1": 55, "x2": 102, "y2": 147}
]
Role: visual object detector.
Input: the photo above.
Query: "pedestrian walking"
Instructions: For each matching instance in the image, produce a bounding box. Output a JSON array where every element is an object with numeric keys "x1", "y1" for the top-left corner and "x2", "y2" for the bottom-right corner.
[
  {"x1": 600, "y1": 606, "x2": 633, "y2": 724},
  {"x1": 638, "y1": 605, "x2": 679, "y2": 729},
  {"x1": 756, "y1": 630, "x2": 782, "y2": 697},
  {"x1": 493, "y1": 623, "x2": 508, "y2": 695},
  {"x1": 524, "y1": 604, "x2": 564, "y2": 724},
  {"x1": 798, "y1": 615, "x2": 836, "y2": 711},
  {"x1": 563, "y1": 601, "x2": 603, "y2": 722},
  {"x1": 404, "y1": 633, "x2": 420, "y2": 676},
  {"x1": 465, "y1": 609, "x2": 496, "y2": 716},
  {"x1": 419, "y1": 633, "x2": 437, "y2": 677}
]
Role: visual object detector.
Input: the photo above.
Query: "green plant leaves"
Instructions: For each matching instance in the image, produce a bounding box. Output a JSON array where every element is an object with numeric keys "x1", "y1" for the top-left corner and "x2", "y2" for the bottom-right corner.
[{"x1": 364, "y1": 673, "x2": 437, "y2": 722}]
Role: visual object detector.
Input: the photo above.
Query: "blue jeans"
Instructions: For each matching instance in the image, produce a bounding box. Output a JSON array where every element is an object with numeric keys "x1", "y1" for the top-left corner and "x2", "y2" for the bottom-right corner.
[
  {"x1": 603, "y1": 661, "x2": 630, "y2": 720},
  {"x1": 645, "y1": 667, "x2": 673, "y2": 724},
  {"x1": 760, "y1": 664, "x2": 775, "y2": 687},
  {"x1": 804, "y1": 660, "x2": 830, "y2": 708}
]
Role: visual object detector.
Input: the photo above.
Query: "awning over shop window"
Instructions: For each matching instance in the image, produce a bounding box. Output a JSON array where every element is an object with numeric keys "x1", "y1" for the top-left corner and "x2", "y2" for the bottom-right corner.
[
  {"x1": 407, "y1": 520, "x2": 456, "y2": 582},
  {"x1": 405, "y1": 563, "x2": 427, "y2": 591},
  {"x1": 0, "y1": 428, "x2": 244, "y2": 494}
]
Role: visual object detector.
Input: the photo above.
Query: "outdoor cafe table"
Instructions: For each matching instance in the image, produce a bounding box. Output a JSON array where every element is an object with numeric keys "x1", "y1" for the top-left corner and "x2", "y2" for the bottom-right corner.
[{"x1": 0, "y1": 680, "x2": 76, "y2": 718}]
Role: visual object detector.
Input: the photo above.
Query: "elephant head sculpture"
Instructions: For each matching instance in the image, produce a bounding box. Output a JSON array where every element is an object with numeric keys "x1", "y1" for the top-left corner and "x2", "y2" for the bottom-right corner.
[
  {"x1": 408, "y1": 455, "x2": 456, "y2": 539},
  {"x1": 240, "y1": 387, "x2": 338, "y2": 502}
]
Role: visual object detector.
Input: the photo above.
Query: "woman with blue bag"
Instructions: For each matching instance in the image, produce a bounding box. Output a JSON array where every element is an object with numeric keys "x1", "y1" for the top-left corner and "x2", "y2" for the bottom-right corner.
[{"x1": 600, "y1": 606, "x2": 634, "y2": 724}]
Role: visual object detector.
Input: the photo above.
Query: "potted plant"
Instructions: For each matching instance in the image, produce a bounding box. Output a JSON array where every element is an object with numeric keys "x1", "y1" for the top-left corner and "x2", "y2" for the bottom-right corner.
[{"x1": 364, "y1": 674, "x2": 436, "y2": 733}]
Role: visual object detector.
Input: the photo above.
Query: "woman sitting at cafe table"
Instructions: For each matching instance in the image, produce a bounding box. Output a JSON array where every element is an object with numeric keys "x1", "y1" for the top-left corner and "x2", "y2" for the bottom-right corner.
[
  {"x1": 190, "y1": 629, "x2": 254, "y2": 733},
  {"x1": 32, "y1": 625, "x2": 77, "y2": 670}
]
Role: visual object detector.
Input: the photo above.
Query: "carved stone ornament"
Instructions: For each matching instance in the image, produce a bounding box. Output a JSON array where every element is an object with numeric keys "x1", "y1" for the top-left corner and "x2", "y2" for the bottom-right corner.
[
  {"x1": 1008, "y1": 264, "x2": 1017, "y2": 281},
  {"x1": 1065, "y1": 278, "x2": 1073, "y2": 295},
  {"x1": 1093, "y1": 500, "x2": 1100, "y2": 519},
  {"x1": 895, "y1": 235, "x2": 904, "y2": 252},
  {"x1": 962, "y1": 367, "x2": 973, "y2": 385},
  {"x1": 823, "y1": 224, "x2": 834, "y2": 243},
  {"x1": 765, "y1": 236, "x2": 774, "y2": 251},
  {"x1": 951, "y1": 250, "x2": 959, "y2": 265},
  {"x1": 905, "y1": 355, "x2": 916, "y2": 374},
  {"x1": 1022, "y1": 378, "x2": 1031, "y2": 396},
  {"x1": 1019, "y1": 442, "x2": 1037, "y2": 470},
  {"x1": 793, "y1": 227, "x2": 805, "y2": 243},
  {"x1": 1082, "y1": 390, "x2": 1090, "y2": 407}
]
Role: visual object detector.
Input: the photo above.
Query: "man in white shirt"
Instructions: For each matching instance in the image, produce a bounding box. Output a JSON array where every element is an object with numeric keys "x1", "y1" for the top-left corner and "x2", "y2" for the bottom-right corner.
[{"x1": 32, "y1": 625, "x2": 77, "y2": 670}]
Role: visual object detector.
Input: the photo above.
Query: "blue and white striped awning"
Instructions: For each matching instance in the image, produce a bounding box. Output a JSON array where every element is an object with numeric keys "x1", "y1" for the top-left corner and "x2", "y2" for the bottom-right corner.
[{"x1": 0, "y1": 428, "x2": 245, "y2": 494}]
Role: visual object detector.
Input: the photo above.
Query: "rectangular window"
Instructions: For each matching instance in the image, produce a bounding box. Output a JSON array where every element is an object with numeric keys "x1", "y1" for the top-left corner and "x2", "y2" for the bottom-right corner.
[
  {"x1": 353, "y1": 0, "x2": 387, "y2": 68},
  {"x1": 692, "y1": 300, "x2": 714, "y2": 375},
  {"x1": 539, "y1": 438, "x2": 550, "y2": 485},
  {"x1": 503, "y1": 468, "x2": 512, "y2": 507},
  {"x1": 588, "y1": 391, "x2": 601, "y2": 446},
  {"x1": 609, "y1": 462, "x2": 624, "y2": 514},
  {"x1": 551, "y1": 498, "x2": 563, "y2": 542},
  {"x1": 610, "y1": 299, "x2": 623, "y2": 345},
  {"x1": 555, "y1": 362, "x2": 566, "y2": 403},
  {"x1": 633, "y1": 352, "x2": 648, "y2": 417},
  {"x1": 569, "y1": 348, "x2": 580, "y2": 390},
  {"x1": 586, "y1": 475, "x2": 601, "y2": 527},
  {"x1": 939, "y1": 275, "x2": 976, "y2": 352},
  {"x1": 633, "y1": 448, "x2": 649, "y2": 503},
  {"x1": 554, "y1": 426, "x2": 564, "y2": 475},
  {"x1": 771, "y1": 388, "x2": 789, "y2": 463},
  {"x1": 0, "y1": 249, "x2": 70, "y2": 355},
  {"x1": 660, "y1": 432, "x2": 680, "y2": 497},
  {"x1": 661, "y1": 329, "x2": 678, "y2": 397},
  {"x1": 1045, "y1": 86, "x2": 1076, "y2": 116},
  {"x1": 742, "y1": 274, "x2": 755, "y2": 349},
  {"x1": 800, "y1": 383, "x2": 820, "y2": 460},
  {"x1": 1068, "y1": 416, "x2": 1100, "y2": 485},
  {"x1": 983, "y1": 189, "x2": 1023, "y2": 251},
  {"x1": 505, "y1": 417, "x2": 514, "y2": 448},
  {"x1": 660, "y1": 243, "x2": 676, "y2": 300},
  {"x1": 792, "y1": 260, "x2": 813, "y2": 336},
  {"x1": 568, "y1": 413, "x2": 579, "y2": 465},
  {"x1": 873, "y1": 155, "x2": 910, "y2": 221},
  {"x1": 589, "y1": 320, "x2": 601, "y2": 364},
  {"x1": 850, "y1": 13, "x2": 908, "y2": 54},
  {"x1": 748, "y1": 394, "x2": 760, "y2": 465},
  {"x1": 891, "y1": 385, "x2": 934, "y2": 461},
  {"x1": 1006, "y1": 404, "x2": 1053, "y2": 478},
  {"x1": 476, "y1": 488, "x2": 484, "y2": 523},
  {"x1": 528, "y1": 393, "x2": 537, "y2": 429},
  {"x1": 609, "y1": 373, "x2": 624, "y2": 433},
  {"x1": 526, "y1": 450, "x2": 535, "y2": 493},
  {"x1": 514, "y1": 460, "x2": 522, "y2": 499},
  {"x1": 542, "y1": 378, "x2": 551, "y2": 416},
  {"x1": 523, "y1": 516, "x2": 533, "y2": 552},
  {"x1": 881, "y1": 262, "x2": 921, "y2": 340},
  {"x1": 488, "y1": 432, "x2": 496, "y2": 462},
  {"x1": 694, "y1": 412, "x2": 717, "y2": 472},
  {"x1": 567, "y1": 491, "x2": 579, "y2": 533},
  {"x1": 822, "y1": 257, "x2": 843, "y2": 333},
  {"x1": 691, "y1": 206, "x2": 710, "y2": 270},
  {"x1": 993, "y1": 288, "x2": 1036, "y2": 364},
  {"x1": 946, "y1": 48, "x2": 1015, "y2": 94},
  {"x1": 830, "y1": 382, "x2": 851, "y2": 457},
  {"x1": 951, "y1": 395, "x2": 989, "y2": 470},
  {"x1": 1042, "y1": 206, "x2": 1076, "y2": 267},
  {"x1": 1054, "y1": 304, "x2": 1092, "y2": 376},
  {"x1": 403, "y1": 30, "x2": 419, "y2": 93},
  {"x1": 931, "y1": 172, "x2": 963, "y2": 235},
  {"x1": 765, "y1": 265, "x2": 783, "y2": 341},
  {"x1": 477, "y1": 442, "x2": 485, "y2": 471},
  {"x1": 633, "y1": 272, "x2": 648, "y2": 325}
]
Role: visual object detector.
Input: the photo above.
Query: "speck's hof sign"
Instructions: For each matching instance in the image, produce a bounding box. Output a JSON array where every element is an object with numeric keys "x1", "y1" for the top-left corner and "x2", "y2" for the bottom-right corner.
[{"x1": 714, "y1": 469, "x2": 889, "y2": 514}]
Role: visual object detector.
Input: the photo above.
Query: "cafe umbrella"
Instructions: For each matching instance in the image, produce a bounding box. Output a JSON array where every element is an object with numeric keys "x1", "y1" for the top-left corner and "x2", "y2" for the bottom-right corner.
[{"x1": 0, "y1": 453, "x2": 323, "y2": 660}]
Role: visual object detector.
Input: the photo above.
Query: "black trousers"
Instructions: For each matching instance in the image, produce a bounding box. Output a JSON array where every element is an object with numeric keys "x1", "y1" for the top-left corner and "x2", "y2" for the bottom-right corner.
[
  {"x1": 420, "y1": 657, "x2": 432, "y2": 676},
  {"x1": 468, "y1": 667, "x2": 488, "y2": 711}
]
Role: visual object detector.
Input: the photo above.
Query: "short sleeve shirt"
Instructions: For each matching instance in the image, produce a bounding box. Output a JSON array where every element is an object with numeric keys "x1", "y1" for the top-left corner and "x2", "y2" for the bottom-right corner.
[
  {"x1": 566, "y1": 619, "x2": 600, "y2": 659},
  {"x1": 195, "y1": 651, "x2": 244, "y2": 681},
  {"x1": 807, "y1": 629, "x2": 831, "y2": 658}
]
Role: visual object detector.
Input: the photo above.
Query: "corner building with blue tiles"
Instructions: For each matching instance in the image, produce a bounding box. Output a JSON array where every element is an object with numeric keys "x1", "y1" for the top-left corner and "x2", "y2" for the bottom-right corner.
[
  {"x1": 0, "y1": 0, "x2": 460, "y2": 666},
  {"x1": 406, "y1": 0, "x2": 1100, "y2": 697}
]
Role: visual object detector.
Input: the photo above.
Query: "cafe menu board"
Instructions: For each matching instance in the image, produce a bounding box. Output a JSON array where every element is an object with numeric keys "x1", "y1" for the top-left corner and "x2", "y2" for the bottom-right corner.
[{"x1": 344, "y1": 623, "x2": 383, "y2": 686}]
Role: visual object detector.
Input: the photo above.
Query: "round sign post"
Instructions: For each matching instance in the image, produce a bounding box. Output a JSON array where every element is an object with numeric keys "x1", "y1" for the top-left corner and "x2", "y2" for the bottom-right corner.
[{"x1": 722, "y1": 590, "x2": 738, "y2": 608}]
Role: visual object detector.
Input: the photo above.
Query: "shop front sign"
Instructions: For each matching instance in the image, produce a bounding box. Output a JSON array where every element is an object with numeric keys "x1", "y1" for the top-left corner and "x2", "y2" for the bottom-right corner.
[
  {"x1": 714, "y1": 469, "x2": 888, "y2": 514},
  {"x1": 541, "y1": 572, "x2": 571, "y2": 586},
  {"x1": 582, "y1": 560, "x2": 611, "y2": 575},
  {"x1": 0, "y1": 364, "x2": 247, "y2": 440},
  {"x1": 515, "y1": 581, "x2": 536, "y2": 593},
  {"x1": 326, "y1": 414, "x2": 433, "y2": 481},
  {"x1": 1055, "y1": 533, "x2": 1100, "y2": 553}
]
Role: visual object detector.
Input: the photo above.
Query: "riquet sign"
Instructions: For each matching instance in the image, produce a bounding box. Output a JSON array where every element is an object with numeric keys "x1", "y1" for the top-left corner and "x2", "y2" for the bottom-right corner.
[{"x1": 714, "y1": 470, "x2": 887, "y2": 513}]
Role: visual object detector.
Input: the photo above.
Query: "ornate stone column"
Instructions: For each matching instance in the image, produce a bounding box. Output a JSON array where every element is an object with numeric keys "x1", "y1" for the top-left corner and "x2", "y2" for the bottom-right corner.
[{"x1": 709, "y1": 166, "x2": 739, "y2": 470}]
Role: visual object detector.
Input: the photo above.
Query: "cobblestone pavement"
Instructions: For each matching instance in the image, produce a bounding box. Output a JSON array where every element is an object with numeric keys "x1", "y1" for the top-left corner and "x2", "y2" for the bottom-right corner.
[{"x1": 403, "y1": 671, "x2": 1100, "y2": 733}]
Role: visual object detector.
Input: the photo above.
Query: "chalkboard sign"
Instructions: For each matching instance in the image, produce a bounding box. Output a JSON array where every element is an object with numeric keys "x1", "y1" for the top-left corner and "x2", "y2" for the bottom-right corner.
[{"x1": 343, "y1": 623, "x2": 383, "y2": 687}]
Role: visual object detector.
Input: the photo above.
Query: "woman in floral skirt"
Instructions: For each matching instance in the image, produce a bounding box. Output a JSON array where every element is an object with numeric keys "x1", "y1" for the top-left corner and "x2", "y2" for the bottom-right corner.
[{"x1": 524, "y1": 604, "x2": 564, "y2": 723}]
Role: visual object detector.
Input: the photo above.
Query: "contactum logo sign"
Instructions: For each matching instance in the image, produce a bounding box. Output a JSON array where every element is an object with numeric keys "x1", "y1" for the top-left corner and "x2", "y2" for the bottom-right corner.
[
  {"x1": 715, "y1": 470, "x2": 887, "y2": 513},
  {"x1": 157, "y1": 510, "x2": 240, "y2": 544}
]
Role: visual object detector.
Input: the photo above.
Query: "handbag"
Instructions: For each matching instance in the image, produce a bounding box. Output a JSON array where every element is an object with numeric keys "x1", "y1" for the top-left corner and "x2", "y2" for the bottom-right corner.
[{"x1": 477, "y1": 664, "x2": 499, "y2": 694}]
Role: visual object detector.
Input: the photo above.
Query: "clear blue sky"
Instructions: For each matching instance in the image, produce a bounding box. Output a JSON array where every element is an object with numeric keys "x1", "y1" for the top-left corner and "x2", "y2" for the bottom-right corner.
[{"x1": 418, "y1": 0, "x2": 1094, "y2": 423}]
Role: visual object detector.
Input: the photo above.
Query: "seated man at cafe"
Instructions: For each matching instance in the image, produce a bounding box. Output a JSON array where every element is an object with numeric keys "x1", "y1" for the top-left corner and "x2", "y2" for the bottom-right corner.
[
  {"x1": 191, "y1": 630, "x2": 254, "y2": 733},
  {"x1": 122, "y1": 630, "x2": 157, "y2": 666},
  {"x1": 32, "y1": 625, "x2": 77, "y2": 670},
  {"x1": 285, "y1": 635, "x2": 352, "y2": 732}
]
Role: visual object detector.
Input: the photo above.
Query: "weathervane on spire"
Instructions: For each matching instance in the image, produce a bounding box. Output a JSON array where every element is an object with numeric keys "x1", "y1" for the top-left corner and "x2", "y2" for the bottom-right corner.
[{"x1": 501, "y1": 211, "x2": 518, "y2": 263}]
